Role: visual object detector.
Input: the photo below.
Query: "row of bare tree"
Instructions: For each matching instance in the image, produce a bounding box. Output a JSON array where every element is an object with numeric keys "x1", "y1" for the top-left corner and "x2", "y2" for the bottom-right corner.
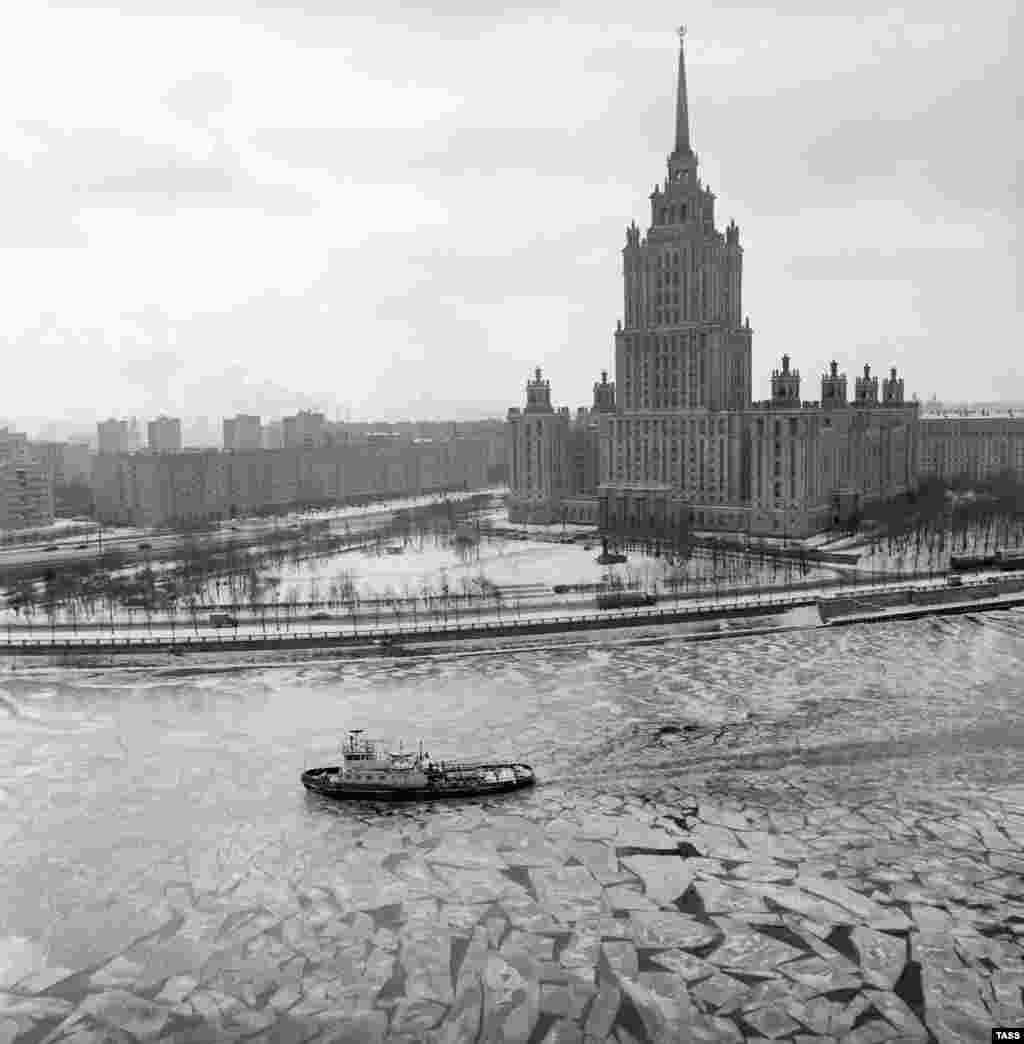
[{"x1": 0, "y1": 493, "x2": 494, "y2": 627}]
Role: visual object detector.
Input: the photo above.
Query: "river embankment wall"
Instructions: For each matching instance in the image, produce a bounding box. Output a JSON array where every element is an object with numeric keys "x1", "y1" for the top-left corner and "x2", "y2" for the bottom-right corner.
[{"x1": 1, "y1": 576, "x2": 1022, "y2": 663}]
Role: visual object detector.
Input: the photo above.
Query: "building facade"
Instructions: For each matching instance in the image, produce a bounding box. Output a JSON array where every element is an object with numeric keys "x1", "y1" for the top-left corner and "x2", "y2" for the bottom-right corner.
[
  {"x1": 918, "y1": 412, "x2": 1024, "y2": 483},
  {"x1": 262, "y1": 421, "x2": 284, "y2": 450},
  {"x1": 59, "y1": 442, "x2": 93, "y2": 484},
  {"x1": 223, "y1": 414, "x2": 263, "y2": 452},
  {"x1": 91, "y1": 436, "x2": 496, "y2": 527},
  {"x1": 505, "y1": 369, "x2": 572, "y2": 523},
  {"x1": 283, "y1": 411, "x2": 326, "y2": 450},
  {"x1": 0, "y1": 429, "x2": 54, "y2": 529},
  {"x1": 0, "y1": 464, "x2": 53, "y2": 529},
  {"x1": 0, "y1": 427, "x2": 29, "y2": 468},
  {"x1": 506, "y1": 34, "x2": 921, "y2": 538},
  {"x1": 506, "y1": 370, "x2": 615, "y2": 523},
  {"x1": 147, "y1": 416, "x2": 183, "y2": 454},
  {"x1": 97, "y1": 418, "x2": 141, "y2": 455}
]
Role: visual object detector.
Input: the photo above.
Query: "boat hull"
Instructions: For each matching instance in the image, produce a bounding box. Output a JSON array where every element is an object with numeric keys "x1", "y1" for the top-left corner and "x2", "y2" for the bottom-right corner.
[{"x1": 301, "y1": 765, "x2": 536, "y2": 802}]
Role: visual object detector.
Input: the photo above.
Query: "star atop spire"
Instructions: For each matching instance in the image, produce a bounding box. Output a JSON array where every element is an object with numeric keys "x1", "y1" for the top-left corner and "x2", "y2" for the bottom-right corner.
[{"x1": 673, "y1": 25, "x2": 692, "y2": 158}]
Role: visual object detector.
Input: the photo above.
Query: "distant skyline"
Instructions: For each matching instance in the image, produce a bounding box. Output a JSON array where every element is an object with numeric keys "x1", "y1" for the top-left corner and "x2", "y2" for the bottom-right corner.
[
  {"x1": 2, "y1": 1, "x2": 1019, "y2": 430},
  {"x1": 2, "y1": 410, "x2": 508, "y2": 446},
  {"x1": 7, "y1": 397, "x2": 1024, "y2": 448}
]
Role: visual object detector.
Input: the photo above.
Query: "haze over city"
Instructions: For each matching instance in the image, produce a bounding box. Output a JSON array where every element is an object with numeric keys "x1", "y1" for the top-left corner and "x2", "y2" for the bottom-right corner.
[{"x1": 2, "y1": 0, "x2": 1018, "y2": 440}]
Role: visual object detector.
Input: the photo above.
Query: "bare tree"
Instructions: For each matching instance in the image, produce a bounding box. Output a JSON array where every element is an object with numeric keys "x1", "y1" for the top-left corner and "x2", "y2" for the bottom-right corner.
[
  {"x1": 285, "y1": 587, "x2": 300, "y2": 630},
  {"x1": 401, "y1": 581, "x2": 416, "y2": 625}
]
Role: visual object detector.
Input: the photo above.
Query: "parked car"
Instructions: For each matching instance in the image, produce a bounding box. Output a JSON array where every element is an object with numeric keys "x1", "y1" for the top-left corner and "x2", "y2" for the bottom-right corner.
[
  {"x1": 75, "y1": 543, "x2": 89, "y2": 550},
  {"x1": 310, "y1": 611, "x2": 332, "y2": 621},
  {"x1": 138, "y1": 541, "x2": 152, "y2": 551},
  {"x1": 44, "y1": 544, "x2": 59, "y2": 551},
  {"x1": 209, "y1": 612, "x2": 238, "y2": 627},
  {"x1": 947, "y1": 575, "x2": 963, "y2": 587}
]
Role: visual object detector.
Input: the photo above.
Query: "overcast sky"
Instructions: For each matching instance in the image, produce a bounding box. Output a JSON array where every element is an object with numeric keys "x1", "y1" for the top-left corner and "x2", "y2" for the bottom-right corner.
[{"x1": 1, "y1": 0, "x2": 1019, "y2": 435}]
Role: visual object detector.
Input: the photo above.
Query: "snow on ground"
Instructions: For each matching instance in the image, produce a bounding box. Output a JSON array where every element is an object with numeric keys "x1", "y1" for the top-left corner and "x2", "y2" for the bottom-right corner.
[
  {"x1": 768, "y1": 603, "x2": 825, "y2": 629},
  {"x1": 268, "y1": 536, "x2": 838, "y2": 602},
  {"x1": 271, "y1": 538, "x2": 612, "y2": 601},
  {"x1": 229, "y1": 488, "x2": 506, "y2": 531}
]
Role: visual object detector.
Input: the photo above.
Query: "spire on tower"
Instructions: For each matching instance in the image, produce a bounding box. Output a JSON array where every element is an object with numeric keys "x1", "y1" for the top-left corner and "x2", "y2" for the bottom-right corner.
[{"x1": 673, "y1": 26, "x2": 691, "y2": 157}]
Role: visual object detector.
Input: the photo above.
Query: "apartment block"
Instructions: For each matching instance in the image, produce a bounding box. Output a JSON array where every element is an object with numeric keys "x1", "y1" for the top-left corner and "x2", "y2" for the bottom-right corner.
[
  {"x1": 148, "y1": 416, "x2": 183, "y2": 454},
  {"x1": 223, "y1": 414, "x2": 262, "y2": 452}
]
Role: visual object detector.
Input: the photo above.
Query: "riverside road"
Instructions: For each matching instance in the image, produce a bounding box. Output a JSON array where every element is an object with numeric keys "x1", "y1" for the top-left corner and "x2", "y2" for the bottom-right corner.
[{"x1": 2, "y1": 573, "x2": 1023, "y2": 652}]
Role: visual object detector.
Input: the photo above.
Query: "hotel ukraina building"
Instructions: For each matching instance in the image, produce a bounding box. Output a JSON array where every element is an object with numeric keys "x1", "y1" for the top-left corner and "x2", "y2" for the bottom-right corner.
[{"x1": 507, "y1": 35, "x2": 928, "y2": 538}]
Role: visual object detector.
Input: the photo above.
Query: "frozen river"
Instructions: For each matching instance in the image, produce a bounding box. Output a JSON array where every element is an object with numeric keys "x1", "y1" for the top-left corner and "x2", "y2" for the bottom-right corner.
[{"x1": 0, "y1": 611, "x2": 1022, "y2": 1042}]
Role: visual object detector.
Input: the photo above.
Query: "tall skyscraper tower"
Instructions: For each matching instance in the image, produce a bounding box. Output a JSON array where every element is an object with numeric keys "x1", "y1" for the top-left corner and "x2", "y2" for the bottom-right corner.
[
  {"x1": 506, "y1": 30, "x2": 922, "y2": 537},
  {"x1": 616, "y1": 28, "x2": 751, "y2": 413}
]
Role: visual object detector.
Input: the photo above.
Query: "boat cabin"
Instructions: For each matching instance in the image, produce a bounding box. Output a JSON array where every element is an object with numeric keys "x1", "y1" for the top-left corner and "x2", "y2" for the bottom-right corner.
[{"x1": 335, "y1": 731, "x2": 434, "y2": 789}]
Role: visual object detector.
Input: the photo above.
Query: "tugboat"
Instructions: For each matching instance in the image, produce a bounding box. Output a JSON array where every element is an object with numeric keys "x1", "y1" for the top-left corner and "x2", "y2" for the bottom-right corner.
[{"x1": 302, "y1": 730, "x2": 536, "y2": 801}]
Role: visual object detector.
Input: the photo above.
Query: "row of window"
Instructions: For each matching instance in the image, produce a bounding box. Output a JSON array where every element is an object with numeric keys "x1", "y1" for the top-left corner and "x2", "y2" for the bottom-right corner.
[
  {"x1": 656, "y1": 204, "x2": 688, "y2": 225},
  {"x1": 612, "y1": 418, "x2": 735, "y2": 437}
]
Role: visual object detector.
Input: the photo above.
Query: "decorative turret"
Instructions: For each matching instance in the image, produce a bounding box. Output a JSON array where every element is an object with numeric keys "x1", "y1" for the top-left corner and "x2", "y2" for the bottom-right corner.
[
  {"x1": 701, "y1": 184, "x2": 716, "y2": 228},
  {"x1": 592, "y1": 370, "x2": 616, "y2": 413},
  {"x1": 882, "y1": 366, "x2": 904, "y2": 404},
  {"x1": 771, "y1": 354, "x2": 801, "y2": 404},
  {"x1": 821, "y1": 360, "x2": 848, "y2": 408},
  {"x1": 855, "y1": 364, "x2": 879, "y2": 406},
  {"x1": 524, "y1": 367, "x2": 554, "y2": 414}
]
